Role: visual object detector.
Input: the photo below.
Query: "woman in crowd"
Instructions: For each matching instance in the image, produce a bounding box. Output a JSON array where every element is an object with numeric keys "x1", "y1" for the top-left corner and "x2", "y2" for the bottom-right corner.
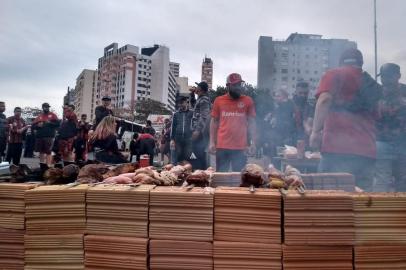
[{"x1": 88, "y1": 116, "x2": 127, "y2": 164}]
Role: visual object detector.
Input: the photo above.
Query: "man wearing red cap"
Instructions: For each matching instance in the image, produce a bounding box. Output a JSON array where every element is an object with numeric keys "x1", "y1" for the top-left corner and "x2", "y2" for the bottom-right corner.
[
  {"x1": 209, "y1": 73, "x2": 257, "y2": 172},
  {"x1": 310, "y1": 48, "x2": 381, "y2": 191}
]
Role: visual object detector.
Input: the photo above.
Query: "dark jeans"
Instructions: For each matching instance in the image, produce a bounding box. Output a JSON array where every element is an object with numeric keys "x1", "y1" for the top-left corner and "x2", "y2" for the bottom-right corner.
[
  {"x1": 24, "y1": 135, "x2": 35, "y2": 158},
  {"x1": 174, "y1": 138, "x2": 192, "y2": 164},
  {"x1": 318, "y1": 153, "x2": 375, "y2": 191},
  {"x1": 393, "y1": 153, "x2": 406, "y2": 192},
  {"x1": 6, "y1": 143, "x2": 23, "y2": 165},
  {"x1": 96, "y1": 151, "x2": 128, "y2": 164},
  {"x1": 74, "y1": 138, "x2": 87, "y2": 162},
  {"x1": 191, "y1": 136, "x2": 208, "y2": 170},
  {"x1": 216, "y1": 149, "x2": 247, "y2": 172},
  {"x1": 0, "y1": 137, "x2": 6, "y2": 160},
  {"x1": 131, "y1": 138, "x2": 155, "y2": 166}
]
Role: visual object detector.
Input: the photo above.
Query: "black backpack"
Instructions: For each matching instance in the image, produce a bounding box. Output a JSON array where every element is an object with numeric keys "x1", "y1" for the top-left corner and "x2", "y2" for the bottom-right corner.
[{"x1": 332, "y1": 71, "x2": 382, "y2": 113}]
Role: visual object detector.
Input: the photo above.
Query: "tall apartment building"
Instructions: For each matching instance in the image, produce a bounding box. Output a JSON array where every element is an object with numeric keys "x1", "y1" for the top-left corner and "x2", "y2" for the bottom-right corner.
[
  {"x1": 169, "y1": 62, "x2": 180, "y2": 77},
  {"x1": 141, "y1": 45, "x2": 177, "y2": 111},
  {"x1": 73, "y1": 69, "x2": 98, "y2": 121},
  {"x1": 257, "y1": 33, "x2": 357, "y2": 94},
  {"x1": 201, "y1": 57, "x2": 213, "y2": 89},
  {"x1": 96, "y1": 43, "x2": 152, "y2": 111},
  {"x1": 63, "y1": 87, "x2": 75, "y2": 106},
  {"x1": 175, "y1": 77, "x2": 189, "y2": 94}
]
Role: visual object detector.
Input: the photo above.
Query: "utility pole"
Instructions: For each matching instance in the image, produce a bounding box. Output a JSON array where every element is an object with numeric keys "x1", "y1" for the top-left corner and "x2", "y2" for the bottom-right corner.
[{"x1": 374, "y1": 0, "x2": 378, "y2": 79}]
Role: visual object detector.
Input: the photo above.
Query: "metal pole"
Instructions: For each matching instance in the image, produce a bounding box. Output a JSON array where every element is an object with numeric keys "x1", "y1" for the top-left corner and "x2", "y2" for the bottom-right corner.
[{"x1": 374, "y1": 0, "x2": 378, "y2": 79}]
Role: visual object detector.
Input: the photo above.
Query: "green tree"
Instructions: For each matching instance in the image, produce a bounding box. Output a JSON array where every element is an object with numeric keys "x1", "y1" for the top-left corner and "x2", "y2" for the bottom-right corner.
[{"x1": 133, "y1": 99, "x2": 172, "y2": 123}]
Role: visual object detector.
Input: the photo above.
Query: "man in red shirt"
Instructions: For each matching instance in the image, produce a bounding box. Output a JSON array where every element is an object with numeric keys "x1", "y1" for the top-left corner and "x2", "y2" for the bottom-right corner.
[
  {"x1": 310, "y1": 48, "x2": 381, "y2": 191},
  {"x1": 6, "y1": 107, "x2": 29, "y2": 165},
  {"x1": 209, "y1": 73, "x2": 257, "y2": 172},
  {"x1": 130, "y1": 132, "x2": 155, "y2": 165}
]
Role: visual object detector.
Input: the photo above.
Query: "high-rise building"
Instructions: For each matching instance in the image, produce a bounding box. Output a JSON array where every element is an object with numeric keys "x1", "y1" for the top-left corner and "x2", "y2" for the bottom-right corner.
[
  {"x1": 63, "y1": 87, "x2": 75, "y2": 106},
  {"x1": 73, "y1": 69, "x2": 98, "y2": 121},
  {"x1": 142, "y1": 45, "x2": 177, "y2": 111},
  {"x1": 170, "y1": 62, "x2": 180, "y2": 77},
  {"x1": 257, "y1": 33, "x2": 357, "y2": 94},
  {"x1": 96, "y1": 43, "x2": 152, "y2": 111},
  {"x1": 175, "y1": 77, "x2": 189, "y2": 94},
  {"x1": 201, "y1": 57, "x2": 213, "y2": 89}
]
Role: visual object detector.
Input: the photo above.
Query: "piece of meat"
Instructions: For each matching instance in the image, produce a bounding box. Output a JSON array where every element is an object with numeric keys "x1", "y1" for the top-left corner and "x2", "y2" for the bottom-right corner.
[
  {"x1": 102, "y1": 163, "x2": 139, "y2": 179},
  {"x1": 43, "y1": 168, "x2": 64, "y2": 185},
  {"x1": 134, "y1": 167, "x2": 155, "y2": 178},
  {"x1": 77, "y1": 164, "x2": 110, "y2": 184},
  {"x1": 62, "y1": 164, "x2": 80, "y2": 181},
  {"x1": 186, "y1": 170, "x2": 210, "y2": 187},
  {"x1": 268, "y1": 164, "x2": 284, "y2": 179},
  {"x1": 118, "y1": 172, "x2": 137, "y2": 178},
  {"x1": 241, "y1": 164, "x2": 265, "y2": 188},
  {"x1": 163, "y1": 164, "x2": 174, "y2": 171},
  {"x1": 285, "y1": 165, "x2": 301, "y2": 176},
  {"x1": 132, "y1": 173, "x2": 159, "y2": 185},
  {"x1": 103, "y1": 175, "x2": 133, "y2": 184},
  {"x1": 159, "y1": 171, "x2": 178, "y2": 186}
]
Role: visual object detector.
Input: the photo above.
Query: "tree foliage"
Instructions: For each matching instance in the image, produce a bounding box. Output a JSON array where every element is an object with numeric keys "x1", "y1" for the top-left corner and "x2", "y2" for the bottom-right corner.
[{"x1": 133, "y1": 99, "x2": 172, "y2": 123}]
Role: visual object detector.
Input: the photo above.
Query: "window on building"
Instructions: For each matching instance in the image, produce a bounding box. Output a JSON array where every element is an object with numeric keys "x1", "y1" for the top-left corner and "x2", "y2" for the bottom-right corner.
[
  {"x1": 281, "y1": 69, "x2": 288, "y2": 74},
  {"x1": 282, "y1": 77, "x2": 288, "y2": 82},
  {"x1": 297, "y1": 69, "x2": 301, "y2": 74},
  {"x1": 314, "y1": 70, "x2": 318, "y2": 75}
]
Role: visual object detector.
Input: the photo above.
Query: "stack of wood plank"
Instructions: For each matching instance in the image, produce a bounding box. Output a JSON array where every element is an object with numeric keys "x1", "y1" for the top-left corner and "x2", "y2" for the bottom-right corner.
[
  {"x1": 25, "y1": 234, "x2": 84, "y2": 270},
  {"x1": 149, "y1": 186, "x2": 214, "y2": 241},
  {"x1": 0, "y1": 183, "x2": 38, "y2": 270},
  {"x1": 84, "y1": 235, "x2": 148, "y2": 270},
  {"x1": 25, "y1": 184, "x2": 88, "y2": 234},
  {"x1": 284, "y1": 190, "x2": 354, "y2": 245},
  {"x1": 214, "y1": 241, "x2": 281, "y2": 270},
  {"x1": 301, "y1": 173, "x2": 355, "y2": 192},
  {"x1": 283, "y1": 245, "x2": 353, "y2": 270},
  {"x1": 211, "y1": 172, "x2": 241, "y2": 187},
  {"x1": 0, "y1": 183, "x2": 38, "y2": 229},
  {"x1": 354, "y1": 245, "x2": 406, "y2": 269},
  {"x1": 149, "y1": 186, "x2": 214, "y2": 269},
  {"x1": 353, "y1": 193, "x2": 406, "y2": 245},
  {"x1": 150, "y1": 240, "x2": 213, "y2": 270},
  {"x1": 214, "y1": 187, "x2": 281, "y2": 244},
  {"x1": 213, "y1": 187, "x2": 281, "y2": 269},
  {"x1": 86, "y1": 184, "x2": 154, "y2": 237},
  {"x1": 0, "y1": 228, "x2": 25, "y2": 270}
]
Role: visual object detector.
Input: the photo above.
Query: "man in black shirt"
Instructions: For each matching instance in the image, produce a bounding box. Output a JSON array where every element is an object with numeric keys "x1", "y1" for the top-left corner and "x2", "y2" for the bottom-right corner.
[
  {"x1": 94, "y1": 96, "x2": 114, "y2": 129},
  {"x1": 171, "y1": 97, "x2": 193, "y2": 164}
]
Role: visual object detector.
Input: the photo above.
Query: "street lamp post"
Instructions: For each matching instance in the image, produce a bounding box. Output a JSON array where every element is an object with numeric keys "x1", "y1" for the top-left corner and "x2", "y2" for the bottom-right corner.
[{"x1": 374, "y1": 0, "x2": 378, "y2": 80}]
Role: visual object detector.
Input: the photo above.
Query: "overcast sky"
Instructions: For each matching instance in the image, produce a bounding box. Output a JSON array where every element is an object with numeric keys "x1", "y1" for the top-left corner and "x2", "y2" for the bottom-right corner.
[{"x1": 1, "y1": 0, "x2": 405, "y2": 115}]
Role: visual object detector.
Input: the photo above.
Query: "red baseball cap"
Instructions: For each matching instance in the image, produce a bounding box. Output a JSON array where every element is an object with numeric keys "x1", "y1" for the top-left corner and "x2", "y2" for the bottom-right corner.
[{"x1": 226, "y1": 73, "x2": 244, "y2": 86}]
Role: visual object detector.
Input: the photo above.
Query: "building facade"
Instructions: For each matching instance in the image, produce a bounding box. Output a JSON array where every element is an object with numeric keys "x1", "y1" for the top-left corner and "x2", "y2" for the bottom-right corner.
[
  {"x1": 63, "y1": 87, "x2": 75, "y2": 106},
  {"x1": 201, "y1": 57, "x2": 213, "y2": 89},
  {"x1": 141, "y1": 45, "x2": 177, "y2": 111},
  {"x1": 96, "y1": 43, "x2": 152, "y2": 112},
  {"x1": 169, "y1": 62, "x2": 180, "y2": 77},
  {"x1": 257, "y1": 33, "x2": 357, "y2": 94},
  {"x1": 73, "y1": 69, "x2": 98, "y2": 121}
]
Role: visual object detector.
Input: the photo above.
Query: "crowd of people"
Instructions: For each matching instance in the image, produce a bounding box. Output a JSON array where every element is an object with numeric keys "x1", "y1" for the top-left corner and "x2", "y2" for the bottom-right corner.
[{"x1": 0, "y1": 48, "x2": 405, "y2": 192}]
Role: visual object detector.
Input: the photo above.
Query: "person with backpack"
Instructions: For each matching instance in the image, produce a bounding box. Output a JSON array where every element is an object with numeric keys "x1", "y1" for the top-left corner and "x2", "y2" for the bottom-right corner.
[{"x1": 310, "y1": 48, "x2": 382, "y2": 191}]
